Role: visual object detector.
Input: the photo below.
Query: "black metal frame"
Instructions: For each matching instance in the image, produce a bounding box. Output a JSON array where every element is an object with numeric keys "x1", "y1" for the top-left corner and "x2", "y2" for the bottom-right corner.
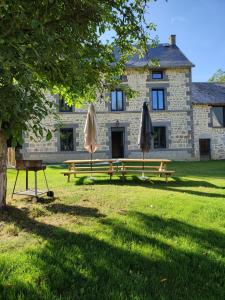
[{"x1": 12, "y1": 169, "x2": 50, "y2": 199}]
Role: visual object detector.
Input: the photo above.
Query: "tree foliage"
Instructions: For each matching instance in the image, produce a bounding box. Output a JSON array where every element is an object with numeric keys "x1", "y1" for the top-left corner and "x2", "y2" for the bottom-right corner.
[
  {"x1": 0, "y1": 0, "x2": 157, "y2": 144},
  {"x1": 208, "y1": 69, "x2": 225, "y2": 83}
]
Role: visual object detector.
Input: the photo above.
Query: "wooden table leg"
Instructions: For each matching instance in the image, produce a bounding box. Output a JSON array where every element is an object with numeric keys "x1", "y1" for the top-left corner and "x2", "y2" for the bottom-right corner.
[
  {"x1": 109, "y1": 163, "x2": 113, "y2": 183},
  {"x1": 159, "y1": 162, "x2": 164, "y2": 172},
  {"x1": 165, "y1": 174, "x2": 168, "y2": 183},
  {"x1": 73, "y1": 163, "x2": 76, "y2": 178}
]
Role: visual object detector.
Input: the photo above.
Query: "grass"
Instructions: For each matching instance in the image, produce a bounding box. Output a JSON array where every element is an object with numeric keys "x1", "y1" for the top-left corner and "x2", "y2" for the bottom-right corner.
[{"x1": 0, "y1": 160, "x2": 225, "y2": 299}]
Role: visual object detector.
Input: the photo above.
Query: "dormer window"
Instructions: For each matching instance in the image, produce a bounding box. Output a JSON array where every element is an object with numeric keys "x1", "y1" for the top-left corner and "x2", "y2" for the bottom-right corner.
[
  {"x1": 152, "y1": 71, "x2": 163, "y2": 80},
  {"x1": 111, "y1": 90, "x2": 124, "y2": 111},
  {"x1": 59, "y1": 98, "x2": 73, "y2": 112}
]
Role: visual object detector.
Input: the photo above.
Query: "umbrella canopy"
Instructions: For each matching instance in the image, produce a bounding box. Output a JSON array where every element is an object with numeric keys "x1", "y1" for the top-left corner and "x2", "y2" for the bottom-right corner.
[
  {"x1": 84, "y1": 103, "x2": 99, "y2": 153},
  {"x1": 138, "y1": 101, "x2": 153, "y2": 153}
]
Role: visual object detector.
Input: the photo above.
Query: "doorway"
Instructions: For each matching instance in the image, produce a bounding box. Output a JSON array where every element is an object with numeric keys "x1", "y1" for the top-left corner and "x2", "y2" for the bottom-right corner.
[
  {"x1": 111, "y1": 128, "x2": 124, "y2": 158},
  {"x1": 199, "y1": 139, "x2": 211, "y2": 160}
]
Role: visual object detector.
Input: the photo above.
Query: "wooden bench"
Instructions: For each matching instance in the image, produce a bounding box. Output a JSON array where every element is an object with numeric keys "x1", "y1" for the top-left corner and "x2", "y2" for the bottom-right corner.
[
  {"x1": 119, "y1": 168, "x2": 175, "y2": 182},
  {"x1": 62, "y1": 160, "x2": 117, "y2": 182},
  {"x1": 62, "y1": 169, "x2": 114, "y2": 182},
  {"x1": 118, "y1": 159, "x2": 175, "y2": 182}
]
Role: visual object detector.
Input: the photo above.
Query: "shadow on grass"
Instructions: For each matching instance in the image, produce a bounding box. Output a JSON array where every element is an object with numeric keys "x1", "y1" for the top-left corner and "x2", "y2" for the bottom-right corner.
[
  {"x1": 46, "y1": 203, "x2": 105, "y2": 218},
  {"x1": 37, "y1": 197, "x2": 56, "y2": 204},
  {"x1": 147, "y1": 176, "x2": 225, "y2": 199},
  {"x1": 0, "y1": 206, "x2": 225, "y2": 299},
  {"x1": 72, "y1": 174, "x2": 225, "y2": 199}
]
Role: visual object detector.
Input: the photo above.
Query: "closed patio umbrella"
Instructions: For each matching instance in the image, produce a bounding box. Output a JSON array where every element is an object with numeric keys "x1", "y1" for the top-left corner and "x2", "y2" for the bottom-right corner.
[
  {"x1": 138, "y1": 101, "x2": 153, "y2": 178},
  {"x1": 84, "y1": 103, "x2": 99, "y2": 173}
]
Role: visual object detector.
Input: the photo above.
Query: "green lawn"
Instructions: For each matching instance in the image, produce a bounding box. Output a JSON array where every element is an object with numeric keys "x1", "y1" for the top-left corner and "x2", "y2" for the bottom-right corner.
[{"x1": 0, "y1": 161, "x2": 225, "y2": 299}]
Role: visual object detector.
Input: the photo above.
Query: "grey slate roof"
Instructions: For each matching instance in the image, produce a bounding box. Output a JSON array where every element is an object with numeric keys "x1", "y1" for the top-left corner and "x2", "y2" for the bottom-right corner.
[
  {"x1": 122, "y1": 44, "x2": 194, "y2": 68},
  {"x1": 192, "y1": 82, "x2": 225, "y2": 105}
]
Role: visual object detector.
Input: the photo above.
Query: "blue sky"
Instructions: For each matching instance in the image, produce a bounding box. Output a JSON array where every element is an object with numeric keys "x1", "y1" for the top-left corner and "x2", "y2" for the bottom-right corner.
[{"x1": 146, "y1": 0, "x2": 225, "y2": 81}]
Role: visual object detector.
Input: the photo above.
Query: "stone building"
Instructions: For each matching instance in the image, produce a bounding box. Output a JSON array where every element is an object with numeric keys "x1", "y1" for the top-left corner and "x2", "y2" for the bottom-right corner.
[
  {"x1": 21, "y1": 35, "x2": 225, "y2": 162},
  {"x1": 192, "y1": 82, "x2": 225, "y2": 160}
]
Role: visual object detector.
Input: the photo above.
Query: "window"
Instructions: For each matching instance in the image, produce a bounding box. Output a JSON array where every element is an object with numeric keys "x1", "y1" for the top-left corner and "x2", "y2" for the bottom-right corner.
[
  {"x1": 152, "y1": 71, "x2": 163, "y2": 80},
  {"x1": 59, "y1": 98, "x2": 73, "y2": 112},
  {"x1": 153, "y1": 127, "x2": 166, "y2": 148},
  {"x1": 212, "y1": 107, "x2": 225, "y2": 127},
  {"x1": 60, "y1": 128, "x2": 74, "y2": 151},
  {"x1": 111, "y1": 90, "x2": 124, "y2": 111},
  {"x1": 152, "y1": 89, "x2": 165, "y2": 110}
]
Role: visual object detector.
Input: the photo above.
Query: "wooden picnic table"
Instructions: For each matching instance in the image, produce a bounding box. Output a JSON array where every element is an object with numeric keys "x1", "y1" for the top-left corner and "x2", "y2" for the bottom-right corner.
[
  {"x1": 118, "y1": 158, "x2": 171, "y2": 170},
  {"x1": 63, "y1": 159, "x2": 118, "y2": 182},
  {"x1": 117, "y1": 158, "x2": 173, "y2": 182},
  {"x1": 63, "y1": 158, "x2": 174, "y2": 182}
]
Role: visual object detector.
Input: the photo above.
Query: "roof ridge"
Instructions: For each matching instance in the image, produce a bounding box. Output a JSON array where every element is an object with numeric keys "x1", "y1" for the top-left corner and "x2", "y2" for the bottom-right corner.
[{"x1": 193, "y1": 82, "x2": 225, "y2": 84}]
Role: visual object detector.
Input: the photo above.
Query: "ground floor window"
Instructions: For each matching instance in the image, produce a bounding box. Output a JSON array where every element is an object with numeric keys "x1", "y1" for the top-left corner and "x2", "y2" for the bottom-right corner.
[
  {"x1": 153, "y1": 126, "x2": 166, "y2": 148},
  {"x1": 60, "y1": 128, "x2": 74, "y2": 151}
]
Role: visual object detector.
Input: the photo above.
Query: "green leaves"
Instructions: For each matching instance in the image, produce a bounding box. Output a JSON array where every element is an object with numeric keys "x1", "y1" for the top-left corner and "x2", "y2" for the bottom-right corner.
[
  {"x1": 46, "y1": 130, "x2": 52, "y2": 141},
  {"x1": 0, "y1": 0, "x2": 157, "y2": 144},
  {"x1": 209, "y1": 69, "x2": 225, "y2": 83},
  {"x1": 31, "y1": 19, "x2": 40, "y2": 29}
]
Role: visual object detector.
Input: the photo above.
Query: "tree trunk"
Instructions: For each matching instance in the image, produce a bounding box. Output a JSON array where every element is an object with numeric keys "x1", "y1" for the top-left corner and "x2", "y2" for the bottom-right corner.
[{"x1": 0, "y1": 130, "x2": 7, "y2": 207}]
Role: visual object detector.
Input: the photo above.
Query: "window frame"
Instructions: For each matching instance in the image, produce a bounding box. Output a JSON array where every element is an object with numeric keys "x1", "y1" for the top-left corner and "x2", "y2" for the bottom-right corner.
[
  {"x1": 111, "y1": 90, "x2": 124, "y2": 111},
  {"x1": 59, "y1": 127, "x2": 74, "y2": 152},
  {"x1": 153, "y1": 126, "x2": 167, "y2": 149},
  {"x1": 151, "y1": 89, "x2": 165, "y2": 111},
  {"x1": 59, "y1": 98, "x2": 73, "y2": 113},
  {"x1": 212, "y1": 106, "x2": 225, "y2": 128},
  {"x1": 152, "y1": 71, "x2": 163, "y2": 80}
]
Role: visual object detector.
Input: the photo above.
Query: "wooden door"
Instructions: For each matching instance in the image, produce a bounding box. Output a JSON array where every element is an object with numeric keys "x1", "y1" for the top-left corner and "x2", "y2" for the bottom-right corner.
[
  {"x1": 111, "y1": 129, "x2": 124, "y2": 158},
  {"x1": 199, "y1": 139, "x2": 211, "y2": 160}
]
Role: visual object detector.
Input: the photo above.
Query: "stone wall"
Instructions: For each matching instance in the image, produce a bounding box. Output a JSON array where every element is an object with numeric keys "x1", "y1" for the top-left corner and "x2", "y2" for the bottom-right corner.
[
  {"x1": 193, "y1": 104, "x2": 225, "y2": 160},
  {"x1": 22, "y1": 67, "x2": 195, "y2": 162}
]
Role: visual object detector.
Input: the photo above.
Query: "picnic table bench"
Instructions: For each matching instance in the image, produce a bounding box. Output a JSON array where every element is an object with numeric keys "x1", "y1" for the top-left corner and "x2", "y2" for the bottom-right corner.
[
  {"x1": 118, "y1": 158, "x2": 175, "y2": 182},
  {"x1": 63, "y1": 158, "x2": 175, "y2": 183},
  {"x1": 63, "y1": 159, "x2": 117, "y2": 182}
]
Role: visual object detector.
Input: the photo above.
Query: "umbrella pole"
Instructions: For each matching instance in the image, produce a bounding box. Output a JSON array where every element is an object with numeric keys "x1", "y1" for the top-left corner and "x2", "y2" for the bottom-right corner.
[
  {"x1": 91, "y1": 146, "x2": 93, "y2": 172},
  {"x1": 142, "y1": 152, "x2": 144, "y2": 177}
]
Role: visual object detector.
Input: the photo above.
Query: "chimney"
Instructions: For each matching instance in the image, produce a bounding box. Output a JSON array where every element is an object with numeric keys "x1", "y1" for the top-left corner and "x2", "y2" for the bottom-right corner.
[{"x1": 169, "y1": 34, "x2": 176, "y2": 46}]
